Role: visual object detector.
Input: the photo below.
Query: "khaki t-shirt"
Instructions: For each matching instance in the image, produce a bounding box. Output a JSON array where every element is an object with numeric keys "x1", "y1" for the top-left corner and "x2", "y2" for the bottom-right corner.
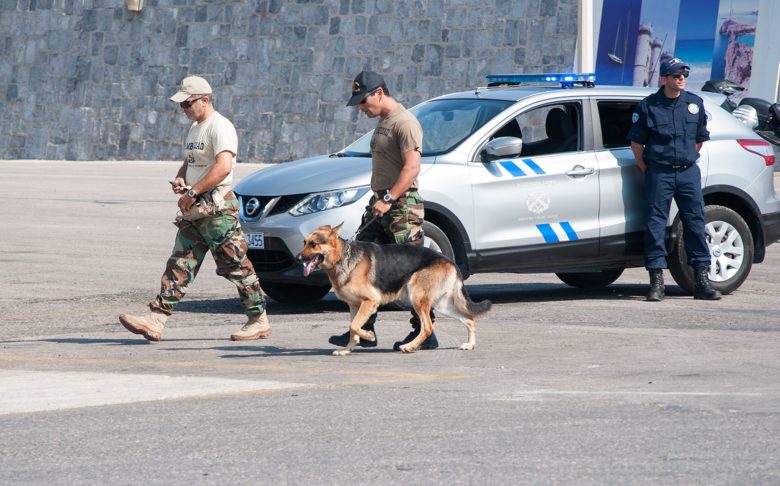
[
  {"x1": 370, "y1": 104, "x2": 423, "y2": 191},
  {"x1": 183, "y1": 111, "x2": 238, "y2": 187}
]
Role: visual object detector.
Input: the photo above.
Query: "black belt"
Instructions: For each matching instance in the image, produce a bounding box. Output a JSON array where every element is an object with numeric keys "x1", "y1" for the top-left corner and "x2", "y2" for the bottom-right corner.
[{"x1": 648, "y1": 162, "x2": 691, "y2": 169}]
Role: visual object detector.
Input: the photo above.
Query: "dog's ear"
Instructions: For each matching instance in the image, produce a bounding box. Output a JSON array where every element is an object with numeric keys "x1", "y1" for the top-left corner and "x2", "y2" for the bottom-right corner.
[{"x1": 332, "y1": 222, "x2": 344, "y2": 235}]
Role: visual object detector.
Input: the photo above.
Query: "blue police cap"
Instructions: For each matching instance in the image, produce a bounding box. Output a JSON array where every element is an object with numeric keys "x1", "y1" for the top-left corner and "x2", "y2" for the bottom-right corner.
[{"x1": 660, "y1": 58, "x2": 690, "y2": 76}]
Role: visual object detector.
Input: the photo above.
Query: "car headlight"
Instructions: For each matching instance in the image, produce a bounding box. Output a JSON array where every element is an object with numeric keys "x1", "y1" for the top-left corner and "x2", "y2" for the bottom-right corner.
[{"x1": 288, "y1": 187, "x2": 370, "y2": 216}]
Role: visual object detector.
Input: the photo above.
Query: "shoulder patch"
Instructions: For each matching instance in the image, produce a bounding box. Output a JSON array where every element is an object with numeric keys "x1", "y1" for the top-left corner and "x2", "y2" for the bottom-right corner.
[
  {"x1": 688, "y1": 103, "x2": 700, "y2": 115},
  {"x1": 632, "y1": 112, "x2": 639, "y2": 123}
]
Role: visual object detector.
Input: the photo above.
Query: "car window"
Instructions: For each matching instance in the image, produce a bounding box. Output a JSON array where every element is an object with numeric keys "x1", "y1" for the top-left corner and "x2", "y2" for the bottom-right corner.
[
  {"x1": 341, "y1": 131, "x2": 373, "y2": 156},
  {"x1": 492, "y1": 102, "x2": 582, "y2": 156},
  {"x1": 596, "y1": 101, "x2": 638, "y2": 149},
  {"x1": 341, "y1": 98, "x2": 514, "y2": 157}
]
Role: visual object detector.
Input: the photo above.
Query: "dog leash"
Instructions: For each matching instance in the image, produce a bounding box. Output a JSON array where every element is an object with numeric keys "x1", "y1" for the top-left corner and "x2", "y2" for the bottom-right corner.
[{"x1": 348, "y1": 211, "x2": 379, "y2": 242}]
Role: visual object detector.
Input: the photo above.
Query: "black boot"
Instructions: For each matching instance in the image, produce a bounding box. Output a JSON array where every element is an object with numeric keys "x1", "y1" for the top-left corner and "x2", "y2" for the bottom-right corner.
[
  {"x1": 693, "y1": 267, "x2": 722, "y2": 300},
  {"x1": 646, "y1": 268, "x2": 665, "y2": 302},
  {"x1": 328, "y1": 313, "x2": 378, "y2": 347},
  {"x1": 394, "y1": 310, "x2": 438, "y2": 351}
]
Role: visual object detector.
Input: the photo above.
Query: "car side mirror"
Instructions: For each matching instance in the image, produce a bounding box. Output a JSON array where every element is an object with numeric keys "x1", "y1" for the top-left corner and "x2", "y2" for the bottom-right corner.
[{"x1": 480, "y1": 136, "x2": 523, "y2": 163}]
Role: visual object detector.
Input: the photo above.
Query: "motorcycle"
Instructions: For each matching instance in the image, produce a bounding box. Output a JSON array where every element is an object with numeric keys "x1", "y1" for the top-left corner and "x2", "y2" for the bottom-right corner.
[{"x1": 701, "y1": 79, "x2": 780, "y2": 147}]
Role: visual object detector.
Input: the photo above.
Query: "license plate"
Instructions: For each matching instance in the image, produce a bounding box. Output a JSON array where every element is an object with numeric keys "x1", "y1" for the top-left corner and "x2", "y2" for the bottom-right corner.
[{"x1": 244, "y1": 232, "x2": 265, "y2": 249}]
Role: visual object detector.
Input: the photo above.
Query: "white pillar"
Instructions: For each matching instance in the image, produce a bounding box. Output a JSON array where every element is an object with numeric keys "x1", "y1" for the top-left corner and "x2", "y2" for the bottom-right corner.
[
  {"x1": 576, "y1": 0, "x2": 595, "y2": 73},
  {"x1": 633, "y1": 23, "x2": 653, "y2": 87},
  {"x1": 750, "y1": 0, "x2": 780, "y2": 101}
]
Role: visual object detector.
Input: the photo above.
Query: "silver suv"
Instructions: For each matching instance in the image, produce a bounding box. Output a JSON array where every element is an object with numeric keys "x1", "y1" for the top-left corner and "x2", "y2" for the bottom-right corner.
[{"x1": 234, "y1": 75, "x2": 780, "y2": 303}]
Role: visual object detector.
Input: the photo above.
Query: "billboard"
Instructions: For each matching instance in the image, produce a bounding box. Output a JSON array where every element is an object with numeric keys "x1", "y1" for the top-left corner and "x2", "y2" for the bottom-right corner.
[{"x1": 596, "y1": 0, "x2": 759, "y2": 95}]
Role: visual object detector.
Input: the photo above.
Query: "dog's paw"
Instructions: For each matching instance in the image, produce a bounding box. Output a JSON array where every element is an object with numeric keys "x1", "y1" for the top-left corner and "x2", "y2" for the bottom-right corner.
[
  {"x1": 459, "y1": 343, "x2": 475, "y2": 351},
  {"x1": 333, "y1": 349, "x2": 352, "y2": 356},
  {"x1": 399, "y1": 344, "x2": 417, "y2": 353}
]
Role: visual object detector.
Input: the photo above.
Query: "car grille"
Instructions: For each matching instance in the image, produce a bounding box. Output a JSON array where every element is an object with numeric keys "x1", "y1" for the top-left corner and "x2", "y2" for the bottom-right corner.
[
  {"x1": 236, "y1": 193, "x2": 308, "y2": 219},
  {"x1": 246, "y1": 236, "x2": 295, "y2": 272},
  {"x1": 248, "y1": 249, "x2": 293, "y2": 272},
  {"x1": 273, "y1": 194, "x2": 307, "y2": 214}
]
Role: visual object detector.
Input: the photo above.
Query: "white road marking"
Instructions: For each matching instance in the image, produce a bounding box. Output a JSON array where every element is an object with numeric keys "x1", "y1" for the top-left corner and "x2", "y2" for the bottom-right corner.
[
  {"x1": 0, "y1": 370, "x2": 306, "y2": 415},
  {"x1": 494, "y1": 390, "x2": 764, "y2": 400}
]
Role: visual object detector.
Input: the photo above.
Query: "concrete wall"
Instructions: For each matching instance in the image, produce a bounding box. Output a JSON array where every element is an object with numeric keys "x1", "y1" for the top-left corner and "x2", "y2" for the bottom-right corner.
[{"x1": 1, "y1": 0, "x2": 578, "y2": 163}]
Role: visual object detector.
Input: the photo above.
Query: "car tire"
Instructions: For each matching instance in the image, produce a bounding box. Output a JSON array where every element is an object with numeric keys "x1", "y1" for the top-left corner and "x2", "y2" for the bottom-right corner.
[
  {"x1": 555, "y1": 268, "x2": 624, "y2": 289},
  {"x1": 422, "y1": 220, "x2": 455, "y2": 260},
  {"x1": 262, "y1": 282, "x2": 332, "y2": 304},
  {"x1": 668, "y1": 205, "x2": 753, "y2": 295}
]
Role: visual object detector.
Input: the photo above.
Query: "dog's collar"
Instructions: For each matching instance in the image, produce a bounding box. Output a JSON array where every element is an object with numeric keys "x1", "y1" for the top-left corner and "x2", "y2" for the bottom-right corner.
[{"x1": 337, "y1": 238, "x2": 351, "y2": 268}]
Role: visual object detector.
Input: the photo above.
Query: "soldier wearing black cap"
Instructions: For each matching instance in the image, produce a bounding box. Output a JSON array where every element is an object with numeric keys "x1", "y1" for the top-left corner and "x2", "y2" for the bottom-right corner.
[
  {"x1": 328, "y1": 70, "x2": 440, "y2": 351},
  {"x1": 628, "y1": 58, "x2": 721, "y2": 302}
]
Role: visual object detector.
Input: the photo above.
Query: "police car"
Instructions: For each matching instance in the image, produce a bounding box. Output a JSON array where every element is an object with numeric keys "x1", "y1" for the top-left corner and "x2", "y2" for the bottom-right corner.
[{"x1": 234, "y1": 73, "x2": 780, "y2": 303}]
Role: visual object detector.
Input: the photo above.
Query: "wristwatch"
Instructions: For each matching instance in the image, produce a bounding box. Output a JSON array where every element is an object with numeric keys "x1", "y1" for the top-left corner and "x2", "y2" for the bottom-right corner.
[
  {"x1": 382, "y1": 192, "x2": 395, "y2": 204},
  {"x1": 187, "y1": 188, "x2": 198, "y2": 198}
]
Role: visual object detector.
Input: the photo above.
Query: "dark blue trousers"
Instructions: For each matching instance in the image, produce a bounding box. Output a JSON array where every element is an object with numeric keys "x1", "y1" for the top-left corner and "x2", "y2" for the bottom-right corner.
[{"x1": 643, "y1": 163, "x2": 711, "y2": 270}]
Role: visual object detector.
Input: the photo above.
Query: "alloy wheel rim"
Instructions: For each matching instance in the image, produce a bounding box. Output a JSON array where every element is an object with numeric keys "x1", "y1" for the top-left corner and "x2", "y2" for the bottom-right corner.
[{"x1": 705, "y1": 220, "x2": 744, "y2": 282}]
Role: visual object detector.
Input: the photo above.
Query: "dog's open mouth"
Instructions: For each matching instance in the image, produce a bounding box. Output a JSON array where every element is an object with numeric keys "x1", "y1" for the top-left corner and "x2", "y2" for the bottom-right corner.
[{"x1": 301, "y1": 254, "x2": 324, "y2": 277}]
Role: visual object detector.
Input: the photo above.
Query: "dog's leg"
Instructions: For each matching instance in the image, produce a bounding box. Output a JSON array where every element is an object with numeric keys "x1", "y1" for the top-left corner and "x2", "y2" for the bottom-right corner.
[
  {"x1": 450, "y1": 280, "x2": 476, "y2": 350},
  {"x1": 333, "y1": 301, "x2": 377, "y2": 356},
  {"x1": 400, "y1": 298, "x2": 433, "y2": 353},
  {"x1": 333, "y1": 305, "x2": 360, "y2": 356},
  {"x1": 458, "y1": 317, "x2": 476, "y2": 350}
]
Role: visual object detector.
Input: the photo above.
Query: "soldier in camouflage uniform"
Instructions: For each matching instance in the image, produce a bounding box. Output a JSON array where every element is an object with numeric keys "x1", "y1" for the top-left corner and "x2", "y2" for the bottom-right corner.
[
  {"x1": 119, "y1": 76, "x2": 270, "y2": 342},
  {"x1": 329, "y1": 70, "x2": 439, "y2": 351}
]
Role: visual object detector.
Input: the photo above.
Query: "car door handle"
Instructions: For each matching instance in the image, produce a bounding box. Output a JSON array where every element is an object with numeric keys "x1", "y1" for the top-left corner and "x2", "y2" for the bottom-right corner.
[{"x1": 566, "y1": 166, "x2": 595, "y2": 177}]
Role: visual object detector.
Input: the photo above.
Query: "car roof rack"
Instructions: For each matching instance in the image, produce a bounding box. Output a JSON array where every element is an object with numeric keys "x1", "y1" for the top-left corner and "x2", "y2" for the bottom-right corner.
[{"x1": 483, "y1": 73, "x2": 596, "y2": 89}]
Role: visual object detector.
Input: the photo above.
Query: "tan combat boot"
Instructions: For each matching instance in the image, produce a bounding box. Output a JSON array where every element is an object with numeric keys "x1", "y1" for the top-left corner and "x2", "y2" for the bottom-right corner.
[
  {"x1": 119, "y1": 311, "x2": 167, "y2": 341},
  {"x1": 230, "y1": 311, "x2": 271, "y2": 341}
]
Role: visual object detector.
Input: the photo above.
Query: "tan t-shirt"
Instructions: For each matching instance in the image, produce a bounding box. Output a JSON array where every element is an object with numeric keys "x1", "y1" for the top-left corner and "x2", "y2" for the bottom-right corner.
[
  {"x1": 183, "y1": 111, "x2": 238, "y2": 187},
  {"x1": 369, "y1": 104, "x2": 423, "y2": 191}
]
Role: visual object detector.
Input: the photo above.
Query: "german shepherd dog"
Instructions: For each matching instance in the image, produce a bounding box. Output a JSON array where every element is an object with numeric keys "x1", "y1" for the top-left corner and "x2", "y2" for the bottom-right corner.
[{"x1": 296, "y1": 224, "x2": 492, "y2": 356}]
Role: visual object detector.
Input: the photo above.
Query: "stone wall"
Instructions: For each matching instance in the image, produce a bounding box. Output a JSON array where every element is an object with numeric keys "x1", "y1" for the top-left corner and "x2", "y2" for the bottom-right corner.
[{"x1": 0, "y1": 0, "x2": 578, "y2": 163}]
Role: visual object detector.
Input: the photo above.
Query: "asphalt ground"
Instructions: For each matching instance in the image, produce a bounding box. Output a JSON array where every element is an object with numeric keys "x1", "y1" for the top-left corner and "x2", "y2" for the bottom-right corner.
[{"x1": 1, "y1": 160, "x2": 779, "y2": 485}]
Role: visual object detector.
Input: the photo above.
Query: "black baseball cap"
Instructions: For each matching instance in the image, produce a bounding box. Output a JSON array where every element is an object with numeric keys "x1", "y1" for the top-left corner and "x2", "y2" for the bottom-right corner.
[{"x1": 346, "y1": 71, "x2": 385, "y2": 106}]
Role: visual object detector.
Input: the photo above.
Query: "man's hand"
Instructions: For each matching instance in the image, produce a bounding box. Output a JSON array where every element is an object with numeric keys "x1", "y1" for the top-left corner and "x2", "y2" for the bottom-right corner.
[
  {"x1": 171, "y1": 177, "x2": 187, "y2": 194},
  {"x1": 630, "y1": 141, "x2": 647, "y2": 174},
  {"x1": 372, "y1": 199, "x2": 392, "y2": 217},
  {"x1": 178, "y1": 191, "x2": 197, "y2": 212}
]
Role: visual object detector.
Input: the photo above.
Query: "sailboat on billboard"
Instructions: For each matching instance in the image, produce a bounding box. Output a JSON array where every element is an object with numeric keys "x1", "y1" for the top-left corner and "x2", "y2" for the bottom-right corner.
[{"x1": 608, "y1": 14, "x2": 629, "y2": 64}]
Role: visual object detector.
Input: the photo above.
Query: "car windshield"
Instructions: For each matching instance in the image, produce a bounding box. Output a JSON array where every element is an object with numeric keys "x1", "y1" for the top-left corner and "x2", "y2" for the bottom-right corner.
[{"x1": 340, "y1": 98, "x2": 515, "y2": 157}]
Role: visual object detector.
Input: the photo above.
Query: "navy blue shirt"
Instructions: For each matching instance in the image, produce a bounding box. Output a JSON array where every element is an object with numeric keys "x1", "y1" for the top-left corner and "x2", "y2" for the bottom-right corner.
[{"x1": 628, "y1": 88, "x2": 710, "y2": 166}]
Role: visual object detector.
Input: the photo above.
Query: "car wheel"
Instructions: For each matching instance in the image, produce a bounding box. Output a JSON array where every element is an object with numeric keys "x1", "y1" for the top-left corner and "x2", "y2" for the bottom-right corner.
[
  {"x1": 555, "y1": 269, "x2": 624, "y2": 289},
  {"x1": 262, "y1": 282, "x2": 332, "y2": 304},
  {"x1": 422, "y1": 220, "x2": 454, "y2": 260},
  {"x1": 668, "y1": 205, "x2": 754, "y2": 295}
]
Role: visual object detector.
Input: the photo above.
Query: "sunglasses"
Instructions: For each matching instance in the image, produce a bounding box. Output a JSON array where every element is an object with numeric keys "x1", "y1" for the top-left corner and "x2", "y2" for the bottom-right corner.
[
  {"x1": 669, "y1": 72, "x2": 689, "y2": 79},
  {"x1": 180, "y1": 95, "x2": 206, "y2": 109},
  {"x1": 358, "y1": 89, "x2": 379, "y2": 105}
]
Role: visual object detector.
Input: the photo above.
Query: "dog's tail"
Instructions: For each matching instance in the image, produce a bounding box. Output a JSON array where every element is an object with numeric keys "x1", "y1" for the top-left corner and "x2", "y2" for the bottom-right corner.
[{"x1": 461, "y1": 285, "x2": 492, "y2": 316}]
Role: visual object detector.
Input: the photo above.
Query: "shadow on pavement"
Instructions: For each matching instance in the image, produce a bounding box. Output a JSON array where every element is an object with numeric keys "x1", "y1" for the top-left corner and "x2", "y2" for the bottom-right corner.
[{"x1": 174, "y1": 282, "x2": 692, "y2": 316}]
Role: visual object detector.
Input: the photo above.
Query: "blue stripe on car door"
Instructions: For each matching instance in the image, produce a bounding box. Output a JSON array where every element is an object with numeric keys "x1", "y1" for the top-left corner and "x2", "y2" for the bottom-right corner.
[
  {"x1": 536, "y1": 224, "x2": 559, "y2": 242},
  {"x1": 559, "y1": 221, "x2": 578, "y2": 240},
  {"x1": 499, "y1": 161, "x2": 526, "y2": 177},
  {"x1": 523, "y1": 159, "x2": 545, "y2": 174}
]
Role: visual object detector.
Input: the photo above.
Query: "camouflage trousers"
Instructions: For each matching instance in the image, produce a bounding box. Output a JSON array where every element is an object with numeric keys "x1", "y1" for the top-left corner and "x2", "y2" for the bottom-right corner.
[
  {"x1": 149, "y1": 196, "x2": 265, "y2": 317},
  {"x1": 358, "y1": 190, "x2": 425, "y2": 245}
]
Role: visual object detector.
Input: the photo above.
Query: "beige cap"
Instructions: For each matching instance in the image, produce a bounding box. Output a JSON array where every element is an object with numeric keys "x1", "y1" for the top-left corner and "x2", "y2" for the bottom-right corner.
[{"x1": 170, "y1": 76, "x2": 212, "y2": 102}]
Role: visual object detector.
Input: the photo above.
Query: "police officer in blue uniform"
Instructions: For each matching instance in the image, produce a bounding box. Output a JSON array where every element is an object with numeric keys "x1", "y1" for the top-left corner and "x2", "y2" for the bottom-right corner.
[{"x1": 628, "y1": 58, "x2": 721, "y2": 302}]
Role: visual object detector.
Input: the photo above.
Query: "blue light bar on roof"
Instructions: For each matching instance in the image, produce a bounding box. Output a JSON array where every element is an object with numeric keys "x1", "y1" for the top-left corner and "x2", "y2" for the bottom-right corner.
[{"x1": 486, "y1": 73, "x2": 596, "y2": 87}]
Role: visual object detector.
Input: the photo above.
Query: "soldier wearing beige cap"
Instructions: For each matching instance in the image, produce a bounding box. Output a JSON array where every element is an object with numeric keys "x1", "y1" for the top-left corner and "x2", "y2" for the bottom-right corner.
[{"x1": 119, "y1": 75, "x2": 272, "y2": 342}]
